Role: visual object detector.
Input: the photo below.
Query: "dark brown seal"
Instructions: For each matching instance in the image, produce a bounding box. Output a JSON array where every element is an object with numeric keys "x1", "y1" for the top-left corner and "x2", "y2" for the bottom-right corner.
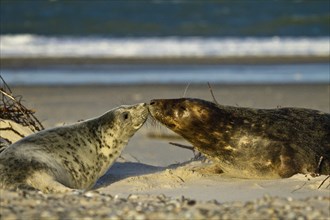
[{"x1": 149, "y1": 98, "x2": 330, "y2": 178}]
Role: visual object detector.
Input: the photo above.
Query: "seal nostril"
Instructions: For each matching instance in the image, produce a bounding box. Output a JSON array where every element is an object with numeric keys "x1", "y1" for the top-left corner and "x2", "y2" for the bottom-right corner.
[{"x1": 122, "y1": 112, "x2": 129, "y2": 120}]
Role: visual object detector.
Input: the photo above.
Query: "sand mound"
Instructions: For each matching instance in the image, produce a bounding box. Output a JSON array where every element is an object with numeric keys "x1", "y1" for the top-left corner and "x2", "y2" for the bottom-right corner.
[{"x1": 0, "y1": 119, "x2": 33, "y2": 150}]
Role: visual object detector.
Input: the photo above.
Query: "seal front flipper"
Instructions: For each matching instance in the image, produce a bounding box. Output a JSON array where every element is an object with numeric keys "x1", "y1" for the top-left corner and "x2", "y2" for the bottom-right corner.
[
  {"x1": 25, "y1": 171, "x2": 75, "y2": 193},
  {"x1": 0, "y1": 160, "x2": 74, "y2": 193},
  {"x1": 277, "y1": 144, "x2": 299, "y2": 178}
]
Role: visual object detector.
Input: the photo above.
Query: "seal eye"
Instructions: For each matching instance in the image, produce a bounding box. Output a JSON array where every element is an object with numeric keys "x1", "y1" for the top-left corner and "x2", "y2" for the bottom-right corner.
[
  {"x1": 180, "y1": 106, "x2": 186, "y2": 111},
  {"x1": 122, "y1": 112, "x2": 130, "y2": 120}
]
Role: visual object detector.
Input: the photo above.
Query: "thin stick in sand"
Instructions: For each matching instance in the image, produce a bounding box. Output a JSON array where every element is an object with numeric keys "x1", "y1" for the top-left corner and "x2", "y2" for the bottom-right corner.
[
  {"x1": 207, "y1": 82, "x2": 219, "y2": 105},
  {"x1": 182, "y1": 83, "x2": 191, "y2": 98}
]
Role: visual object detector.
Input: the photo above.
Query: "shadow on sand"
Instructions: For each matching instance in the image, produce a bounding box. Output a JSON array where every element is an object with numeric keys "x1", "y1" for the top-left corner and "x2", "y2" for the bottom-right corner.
[
  {"x1": 93, "y1": 162, "x2": 166, "y2": 189},
  {"x1": 93, "y1": 159, "x2": 198, "y2": 189}
]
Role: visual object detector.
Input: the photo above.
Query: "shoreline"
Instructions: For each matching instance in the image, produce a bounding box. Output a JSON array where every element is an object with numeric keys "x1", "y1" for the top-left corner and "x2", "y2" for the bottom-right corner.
[
  {"x1": 10, "y1": 82, "x2": 330, "y2": 88},
  {"x1": 1, "y1": 55, "x2": 329, "y2": 68}
]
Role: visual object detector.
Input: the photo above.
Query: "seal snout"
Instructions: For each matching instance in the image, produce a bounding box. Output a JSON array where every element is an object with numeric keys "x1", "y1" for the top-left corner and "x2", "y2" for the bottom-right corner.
[
  {"x1": 149, "y1": 99, "x2": 172, "y2": 112},
  {"x1": 128, "y1": 103, "x2": 149, "y2": 129}
]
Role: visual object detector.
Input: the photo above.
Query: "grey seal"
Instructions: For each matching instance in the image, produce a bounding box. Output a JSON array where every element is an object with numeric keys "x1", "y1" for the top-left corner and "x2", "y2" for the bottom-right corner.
[
  {"x1": 149, "y1": 98, "x2": 330, "y2": 178},
  {"x1": 0, "y1": 103, "x2": 148, "y2": 193}
]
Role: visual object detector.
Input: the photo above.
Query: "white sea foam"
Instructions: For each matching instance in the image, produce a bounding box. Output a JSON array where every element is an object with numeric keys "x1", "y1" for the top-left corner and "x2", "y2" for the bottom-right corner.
[{"x1": 0, "y1": 34, "x2": 329, "y2": 58}]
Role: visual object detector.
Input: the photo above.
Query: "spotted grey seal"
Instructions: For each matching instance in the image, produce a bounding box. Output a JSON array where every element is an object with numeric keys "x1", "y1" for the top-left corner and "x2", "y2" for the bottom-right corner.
[
  {"x1": 0, "y1": 103, "x2": 148, "y2": 193},
  {"x1": 149, "y1": 98, "x2": 330, "y2": 178}
]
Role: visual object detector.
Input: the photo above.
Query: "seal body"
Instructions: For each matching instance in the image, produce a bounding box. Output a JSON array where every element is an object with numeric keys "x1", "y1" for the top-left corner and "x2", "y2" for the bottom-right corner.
[
  {"x1": 149, "y1": 98, "x2": 330, "y2": 178},
  {"x1": 0, "y1": 103, "x2": 148, "y2": 193}
]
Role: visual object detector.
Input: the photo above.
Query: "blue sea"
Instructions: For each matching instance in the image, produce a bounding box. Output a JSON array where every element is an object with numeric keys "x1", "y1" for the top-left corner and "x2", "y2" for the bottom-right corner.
[
  {"x1": 0, "y1": 0, "x2": 329, "y2": 85},
  {"x1": 1, "y1": 63, "x2": 329, "y2": 85}
]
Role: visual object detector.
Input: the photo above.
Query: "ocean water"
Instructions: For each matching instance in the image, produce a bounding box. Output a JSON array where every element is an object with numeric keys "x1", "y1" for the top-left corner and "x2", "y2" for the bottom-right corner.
[
  {"x1": 1, "y1": 0, "x2": 329, "y2": 37},
  {"x1": 1, "y1": 63, "x2": 329, "y2": 85},
  {"x1": 1, "y1": 1, "x2": 329, "y2": 85}
]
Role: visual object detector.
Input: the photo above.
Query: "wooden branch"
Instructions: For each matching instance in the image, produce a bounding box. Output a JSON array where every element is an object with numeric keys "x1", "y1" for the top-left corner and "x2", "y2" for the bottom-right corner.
[
  {"x1": 316, "y1": 156, "x2": 324, "y2": 174},
  {"x1": 169, "y1": 142, "x2": 194, "y2": 151},
  {"x1": 0, "y1": 75, "x2": 12, "y2": 93},
  {"x1": 318, "y1": 175, "x2": 330, "y2": 189},
  {"x1": 0, "y1": 76, "x2": 44, "y2": 132}
]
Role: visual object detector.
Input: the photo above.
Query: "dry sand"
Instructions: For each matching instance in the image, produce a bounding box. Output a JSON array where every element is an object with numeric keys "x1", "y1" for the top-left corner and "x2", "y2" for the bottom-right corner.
[{"x1": 1, "y1": 84, "x2": 330, "y2": 219}]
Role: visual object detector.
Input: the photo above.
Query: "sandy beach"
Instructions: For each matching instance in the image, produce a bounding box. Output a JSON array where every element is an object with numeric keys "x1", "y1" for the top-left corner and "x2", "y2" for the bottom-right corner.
[{"x1": 1, "y1": 83, "x2": 330, "y2": 219}]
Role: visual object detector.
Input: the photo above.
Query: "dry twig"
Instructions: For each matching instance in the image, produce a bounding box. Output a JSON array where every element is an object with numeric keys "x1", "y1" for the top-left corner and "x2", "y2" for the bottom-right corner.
[
  {"x1": 182, "y1": 83, "x2": 191, "y2": 98},
  {"x1": 0, "y1": 75, "x2": 44, "y2": 133},
  {"x1": 207, "y1": 82, "x2": 219, "y2": 105},
  {"x1": 318, "y1": 175, "x2": 330, "y2": 189},
  {"x1": 169, "y1": 142, "x2": 194, "y2": 151},
  {"x1": 169, "y1": 142, "x2": 204, "y2": 161},
  {"x1": 316, "y1": 156, "x2": 324, "y2": 174}
]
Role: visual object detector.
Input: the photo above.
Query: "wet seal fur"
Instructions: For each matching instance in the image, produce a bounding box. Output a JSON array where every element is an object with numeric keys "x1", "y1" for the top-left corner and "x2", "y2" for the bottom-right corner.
[
  {"x1": 149, "y1": 98, "x2": 330, "y2": 178},
  {"x1": 0, "y1": 103, "x2": 148, "y2": 193}
]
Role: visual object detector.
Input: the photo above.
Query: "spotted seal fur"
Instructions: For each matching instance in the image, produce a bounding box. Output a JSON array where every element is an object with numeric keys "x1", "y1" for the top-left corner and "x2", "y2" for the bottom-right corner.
[
  {"x1": 0, "y1": 103, "x2": 148, "y2": 193},
  {"x1": 149, "y1": 98, "x2": 330, "y2": 178}
]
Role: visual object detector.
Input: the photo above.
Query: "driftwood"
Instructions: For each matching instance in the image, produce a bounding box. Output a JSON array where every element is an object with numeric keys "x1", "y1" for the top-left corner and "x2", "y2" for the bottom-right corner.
[
  {"x1": 0, "y1": 75, "x2": 44, "y2": 132},
  {"x1": 0, "y1": 75, "x2": 44, "y2": 150}
]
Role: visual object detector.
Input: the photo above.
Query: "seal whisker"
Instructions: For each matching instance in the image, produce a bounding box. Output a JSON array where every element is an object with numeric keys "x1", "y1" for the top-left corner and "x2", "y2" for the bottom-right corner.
[{"x1": 145, "y1": 114, "x2": 160, "y2": 128}]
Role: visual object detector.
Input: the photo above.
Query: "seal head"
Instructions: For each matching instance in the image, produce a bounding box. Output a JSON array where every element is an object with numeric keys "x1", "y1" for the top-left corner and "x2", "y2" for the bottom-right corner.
[
  {"x1": 0, "y1": 103, "x2": 148, "y2": 193},
  {"x1": 149, "y1": 98, "x2": 330, "y2": 178}
]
